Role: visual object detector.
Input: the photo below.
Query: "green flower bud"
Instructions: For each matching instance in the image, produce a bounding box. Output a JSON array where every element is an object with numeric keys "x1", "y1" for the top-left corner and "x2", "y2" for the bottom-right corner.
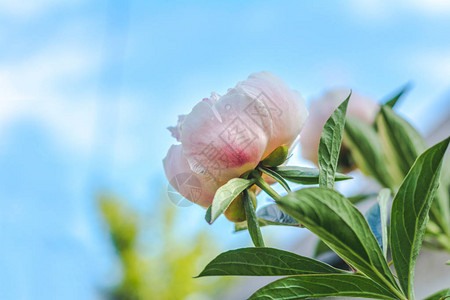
[
  {"x1": 224, "y1": 190, "x2": 257, "y2": 222},
  {"x1": 260, "y1": 145, "x2": 289, "y2": 167}
]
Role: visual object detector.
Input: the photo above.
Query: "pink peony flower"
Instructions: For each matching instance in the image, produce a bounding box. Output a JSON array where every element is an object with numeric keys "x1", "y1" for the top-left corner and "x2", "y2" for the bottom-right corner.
[
  {"x1": 300, "y1": 89, "x2": 379, "y2": 171},
  {"x1": 163, "y1": 72, "x2": 308, "y2": 208}
]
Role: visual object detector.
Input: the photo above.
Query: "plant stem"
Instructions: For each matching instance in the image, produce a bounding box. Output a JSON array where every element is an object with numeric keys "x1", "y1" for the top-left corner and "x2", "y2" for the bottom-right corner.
[
  {"x1": 253, "y1": 172, "x2": 282, "y2": 202},
  {"x1": 244, "y1": 189, "x2": 265, "y2": 247}
]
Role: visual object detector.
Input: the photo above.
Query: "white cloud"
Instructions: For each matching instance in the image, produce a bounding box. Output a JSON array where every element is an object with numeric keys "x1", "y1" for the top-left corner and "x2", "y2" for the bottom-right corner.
[
  {"x1": 394, "y1": 49, "x2": 450, "y2": 132},
  {"x1": 348, "y1": 0, "x2": 450, "y2": 21},
  {"x1": 0, "y1": 39, "x2": 100, "y2": 155},
  {"x1": 348, "y1": 0, "x2": 390, "y2": 21},
  {"x1": 409, "y1": 0, "x2": 450, "y2": 16},
  {"x1": 406, "y1": 50, "x2": 450, "y2": 86},
  {"x1": 0, "y1": 0, "x2": 84, "y2": 18}
]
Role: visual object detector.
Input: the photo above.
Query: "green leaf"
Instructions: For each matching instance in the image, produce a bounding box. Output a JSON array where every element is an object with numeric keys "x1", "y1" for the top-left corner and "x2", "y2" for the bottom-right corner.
[
  {"x1": 390, "y1": 137, "x2": 449, "y2": 299},
  {"x1": 318, "y1": 93, "x2": 350, "y2": 188},
  {"x1": 313, "y1": 239, "x2": 332, "y2": 257},
  {"x1": 269, "y1": 166, "x2": 351, "y2": 185},
  {"x1": 376, "y1": 105, "x2": 426, "y2": 186},
  {"x1": 244, "y1": 190, "x2": 265, "y2": 247},
  {"x1": 347, "y1": 193, "x2": 378, "y2": 204},
  {"x1": 259, "y1": 166, "x2": 291, "y2": 192},
  {"x1": 206, "y1": 178, "x2": 255, "y2": 224},
  {"x1": 204, "y1": 206, "x2": 212, "y2": 224},
  {"x1": 277, "y1": 187, "x2": 402, "y2": 296},
  {"x1": 423, "y1": 288, "x2": 450, "y2": 300},
  {"x1": 344, "y1": 117, "x2": 393, "y2": 188},
  {"x1": 378, "y1": 189, "x2": 391, "y2": 259},
  {"x1": 197, "y1": 247, "x2": 345, "y2": 277},
  {"x1": 249, "y1": 274, "x2": 398, "y2": 300},
  {"x1": 384, "y1": 83, "x2": 411, "y2": 108}
]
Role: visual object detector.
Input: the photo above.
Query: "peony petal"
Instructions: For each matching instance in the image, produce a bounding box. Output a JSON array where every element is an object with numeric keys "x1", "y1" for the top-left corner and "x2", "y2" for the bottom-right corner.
[
  {"x1": 180, "y1": 90, "x2": 272, "y2": 186},
  {"x1": 236, "y1": 72, "x2": 309, "y2": 158},
  {"x1": 167, "y1": 115, "x2": 186, "y2": 142},
  {"x1": 163, "y1": 144, "x2": 218, "y2": 208}
]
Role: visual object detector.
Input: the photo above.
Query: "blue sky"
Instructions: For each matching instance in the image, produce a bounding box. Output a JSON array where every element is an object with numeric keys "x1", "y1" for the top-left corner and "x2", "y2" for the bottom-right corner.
[{"x1": 0, "y1": 0, "x2": 449, "y2": 299}]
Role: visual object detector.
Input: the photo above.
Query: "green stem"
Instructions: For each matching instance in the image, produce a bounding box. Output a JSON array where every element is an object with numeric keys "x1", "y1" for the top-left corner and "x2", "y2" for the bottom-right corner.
[
  {"x1": 258, "y1": 166, "x2": 291, "y2": 192},
  {"x1": 253, "y1": 172, "x2": 282, "y2": 201},
  {"x1": 244, "y1": 189, "x2": 265, "y2": 247}
]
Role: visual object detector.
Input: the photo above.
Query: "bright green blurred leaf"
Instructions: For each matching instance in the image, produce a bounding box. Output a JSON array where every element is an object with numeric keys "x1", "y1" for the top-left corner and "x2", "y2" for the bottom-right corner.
[
  {"x1": 344, "y1": 117, "x2": 393, "y2": 188},
  {"x1": 423, "y1": 288, "x2": 450, "y2": 300},
  {"x1": 99, "y1": 194, "x2": 231, "y2": 300},
  {"x1": 376, "y1": 105, "x2": 426, "y2": 185}
]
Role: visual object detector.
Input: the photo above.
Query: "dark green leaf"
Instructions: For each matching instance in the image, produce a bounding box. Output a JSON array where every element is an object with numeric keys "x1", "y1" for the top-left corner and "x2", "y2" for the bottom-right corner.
[
  {"x1": 344, "y1": 117, "x2": 393, "y2": 188},
  {"x1": 277, "y1": 187, "x2": 401, "y2": 294},
  {"x1": 206, "y1": 178, "x2": 255, "y2": 224},
  {"x1": 378, "y1": 189, "x2": 391, "y2": 258},
  {"x1": 249, "y1": 274, "x2": 398, "y2": 300},
  {"x1": 376, "y1": 105, "x2": 426, "y2": 186},
  {"x1": 197, "y1": 247, "x2": 344, "y2": 277},
  {"x1": 269, "y1": 166, "x2": 351, "y2": 185},
  {"x1": 384, "y1": 83, "x2": 411, "y2": 108},
  {"x1": 423, "y1": 288, "x2": 450, "y2": 300},
  {"x1": 205, "y1": 206, "x2": 212, "y2": 224},
  {"x1": 257, "y1": 204, "x2": 298, "y2": 226},
  {"x1": 244, "y1": 190, "x2": 265, "y2": 247},
  {"x1": 318, "y1": 93, "x2": 350, "y2": 188},
  {"x1": 390, "y1": 137, "x2": 449, "y2": 299},
  {"x1": 259, "y1": 166, "x2": 291, "y2": 192}
]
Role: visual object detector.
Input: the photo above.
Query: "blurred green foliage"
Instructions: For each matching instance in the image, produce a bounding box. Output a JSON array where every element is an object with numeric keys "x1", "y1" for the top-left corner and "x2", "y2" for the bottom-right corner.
[{"x1": 98, "y1": 193, "x2": 231, "y2": 300}]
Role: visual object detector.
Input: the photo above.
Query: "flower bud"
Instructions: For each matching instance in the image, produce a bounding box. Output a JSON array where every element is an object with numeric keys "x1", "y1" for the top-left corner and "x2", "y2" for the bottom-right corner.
[
  {"x1": 224, "y1": 189, "x2": 257, "y2": 222},
  {"x1": 260, "y1": 145, "x2": 289, "y2": 167}
]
